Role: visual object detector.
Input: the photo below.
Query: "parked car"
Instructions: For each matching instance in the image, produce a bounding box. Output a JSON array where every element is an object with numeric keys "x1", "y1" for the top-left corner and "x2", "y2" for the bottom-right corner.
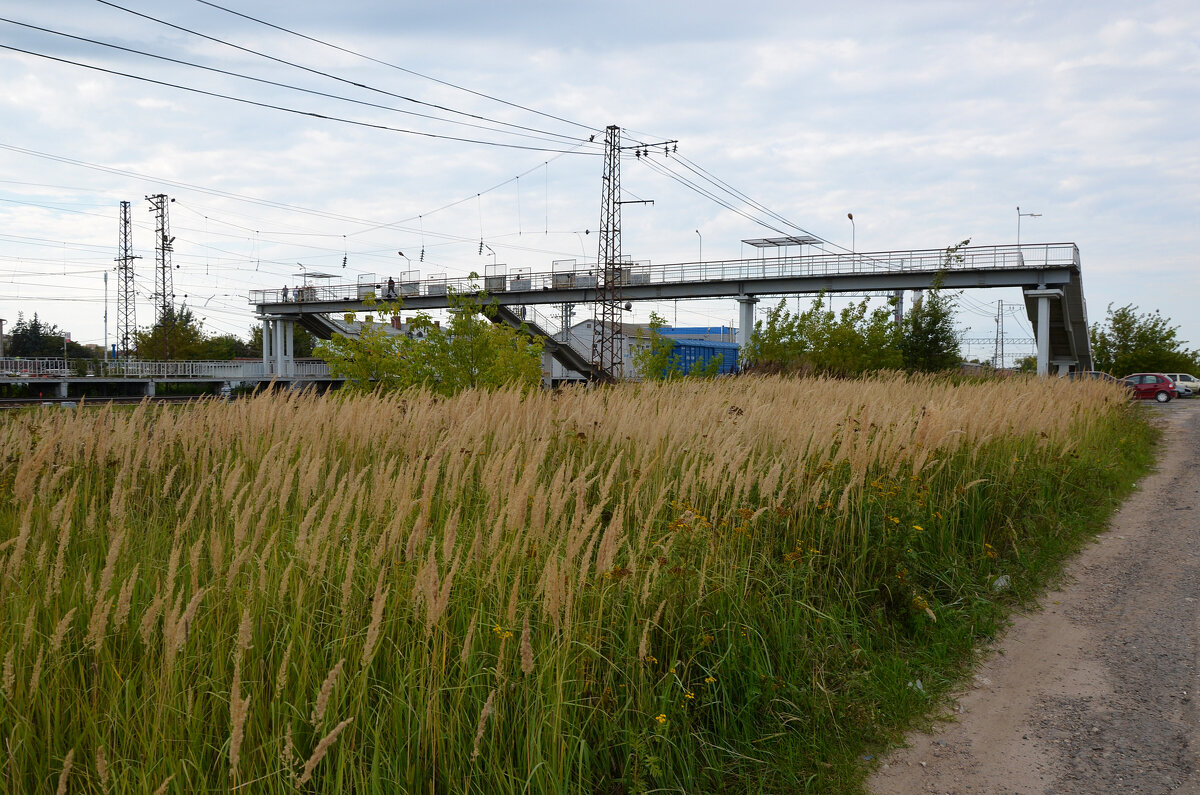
[
  {"x1": 1122, "y1": 373, "x2": 1176, "y2": 403},
  {"x1": 1164, "y1": 373, "x2": 1199, "y2": 398}
]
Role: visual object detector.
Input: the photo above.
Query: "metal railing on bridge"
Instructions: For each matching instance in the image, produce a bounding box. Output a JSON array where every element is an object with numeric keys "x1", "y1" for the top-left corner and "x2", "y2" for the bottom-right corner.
[
  {"x1": 0, "y1": 358, "x2": 331, "y2": 379},
  {"x1": 249, "y1": 243, "x2": 1081, "y2": 306}
]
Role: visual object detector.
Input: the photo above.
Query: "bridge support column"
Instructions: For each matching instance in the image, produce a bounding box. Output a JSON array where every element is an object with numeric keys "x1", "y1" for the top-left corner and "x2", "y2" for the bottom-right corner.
[
  {"x1": 269, "y1": 319, "x2": 294, "y2": 379},
  {"x1": 283, "y1": 321, "x2": 295, "y2": 377},
  {"x1": 261, "y1": 317, "x2": 272, "y2": 373},
  {"x1": 145, "y1": 380, "x2": 156, "y2": 397},
  {"x1": 1026, "y1": 287, "x2": 1063, "y2": 378},
  {"x1": 737, "y1": 295, "x2": 758, "y2": 367},
  {"x1": 56, "y1": 381, "x2": 68, "y2": 398}
]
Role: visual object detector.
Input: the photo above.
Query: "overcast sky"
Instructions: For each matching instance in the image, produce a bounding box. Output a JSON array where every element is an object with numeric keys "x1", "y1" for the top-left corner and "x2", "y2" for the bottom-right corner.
[{"x1": 1, "y1": 0, "x2": 1197, "y2": 365}]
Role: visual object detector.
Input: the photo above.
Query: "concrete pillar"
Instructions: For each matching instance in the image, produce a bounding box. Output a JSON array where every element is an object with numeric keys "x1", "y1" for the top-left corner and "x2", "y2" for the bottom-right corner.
[
  {"x1": 261, "y1": 317, "x2": 271, "y2": 372},
  {"x1": 1025, "y1": 287, "x2": 1062, "y2": 378},
  {"x1": 56, "y1": 380, "x2": 68, "y2": 398},
  {"x1": 1057, "y1": 362, "x2": 1070, "y2": 375},
  {"x1": 273, "y1": 320, "x2": 285, "y2": 377},
  {"x1": 1037, "y1": 295, "x2": 1050, "y2": 377},
  {"x1": 736, "y1": 295, "x2": 758, "y2": 351},
  {"x1": 284, "y1": 320, "x2": 295, "y2": 377},
  {"x1": 146, "y1": 380, "x2": 156, "y2": 397}
]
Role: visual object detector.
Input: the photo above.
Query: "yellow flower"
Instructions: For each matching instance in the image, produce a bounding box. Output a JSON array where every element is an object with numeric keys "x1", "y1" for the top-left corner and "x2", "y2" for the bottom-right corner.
[
  {"x1": 654, "y1": 714, "x2": 667, "y2": 725},
  {"x1": 912, "y1": 525, "x2": 923, "y2": 532},
  {"x1": 684, "y1": 690, "x2": 695, "y2": 699},
  {"x1": 644, "y1": 655, "x2": 658, "y2": 664},
  {"x1": 704, "y1": 676, "x2": 716, "y2": 684}
]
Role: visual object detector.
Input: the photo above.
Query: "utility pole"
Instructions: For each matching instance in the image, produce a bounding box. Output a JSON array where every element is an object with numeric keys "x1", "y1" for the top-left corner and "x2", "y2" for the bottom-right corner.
[
  {"x1": 589, "y1": 125, "x2": 673, "y2": 381},
  {"x1": 559, "y1": 302, "x2": 575, "y2": 341},
  {"x1": 0, "y1": 318, "x2": 5, "y2": 359},
  {"x1": 147, "y1": 194, "x2": 174, "y2": 325},
  {"x1": 116, "y1": 201, "x2": 140, "y2": 359},
  {"x1": 993, "y1": 299, "x2": 1005, "y2": 368},
  {"x1": 591, "y1": 125, "x2": 624, "y2": 381}
]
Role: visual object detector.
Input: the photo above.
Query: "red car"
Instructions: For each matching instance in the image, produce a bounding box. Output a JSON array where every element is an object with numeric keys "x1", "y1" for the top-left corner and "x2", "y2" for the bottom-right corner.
[{"x1": 1122, "y1": 373, "x2": 1176, "y2": 403}]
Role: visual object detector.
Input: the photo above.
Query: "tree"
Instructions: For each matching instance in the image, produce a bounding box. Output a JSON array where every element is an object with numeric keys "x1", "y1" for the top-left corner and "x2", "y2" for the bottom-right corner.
[
  {"x1": 247, "y1": 325, "x2": 316, "y2": 358},
  {"x1": 200, "y1": 333, "x2": 257, "y2": 360},
  {"x1": 897, "y1": 241, "x2": 968, "y2": 373},
  {"x1": 315, "y1": 292, "x2": 544, "y2": 395},
  {"x1": 134, "y1": 306, "x2": 208, "y2": 360},
  {"x1": 7, "y1": 313, "x2": 93, "y2": 358},
  {"x1": 631, "y1": 314, "x2": 726, "y2": 381},
  {"x1": 1090, "y1": 304, "x2": 1199, "y2": 376},
  {"x1": 741, "y1": 295, "x2": 902, "y2": 375},
  {"x1": 631, "y1": 313, "x2": 683, "y2": 380}
]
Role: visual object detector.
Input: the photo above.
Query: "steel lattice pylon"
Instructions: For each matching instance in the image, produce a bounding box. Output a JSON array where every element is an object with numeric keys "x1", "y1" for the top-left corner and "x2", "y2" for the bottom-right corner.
[
  {"x1": 590, "y1": 125, "x2": 623, "y2": 381},
  {"x1": 115, "y1": 201, "x2": 139, "y2": 358},
  {"x1": 147, "y1": 194, "x2": 174, "y2": 325}
]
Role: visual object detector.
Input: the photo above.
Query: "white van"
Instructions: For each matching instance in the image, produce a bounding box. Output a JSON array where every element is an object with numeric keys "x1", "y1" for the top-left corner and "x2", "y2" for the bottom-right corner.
[{"x1": 1165, "y1": 373, "x2": 1198, "y2": 398}]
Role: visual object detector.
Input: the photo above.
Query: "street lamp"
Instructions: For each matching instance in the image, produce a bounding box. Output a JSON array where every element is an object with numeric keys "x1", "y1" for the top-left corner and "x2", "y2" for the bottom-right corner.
[
  {"x1": 695, "y1": 229, "x2": 702, "y2": 263},
  {"x1": 483, "y1": 245, "x2": 497, "y2": 268},
  {"x1": 847, "y1": 213, "x2": 855, "y2": 253},
  {"x1": 1017, "y1": 206, "x2": 1041, "y2": 246}
]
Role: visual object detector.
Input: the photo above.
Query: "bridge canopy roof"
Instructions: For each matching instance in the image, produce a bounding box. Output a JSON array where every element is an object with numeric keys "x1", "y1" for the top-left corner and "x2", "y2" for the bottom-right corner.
[{"x1": 741, "y1": 236, "x2": 820, "y2": 248}]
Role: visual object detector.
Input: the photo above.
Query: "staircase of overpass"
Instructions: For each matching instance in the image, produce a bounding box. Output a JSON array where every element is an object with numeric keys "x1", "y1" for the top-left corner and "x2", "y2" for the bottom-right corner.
[{"x1": 253, "y1": 242, "x2": 1092, "y2": 377}]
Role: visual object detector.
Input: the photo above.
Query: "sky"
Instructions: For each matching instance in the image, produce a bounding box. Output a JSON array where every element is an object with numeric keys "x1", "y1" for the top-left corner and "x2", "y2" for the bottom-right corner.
[{"x1": 0, "y1": 0, "x2": 1197, "y2": 367}]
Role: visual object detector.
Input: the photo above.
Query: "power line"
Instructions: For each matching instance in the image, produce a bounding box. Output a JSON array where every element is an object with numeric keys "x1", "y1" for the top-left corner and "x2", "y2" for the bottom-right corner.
[
  {"x1": 0, "y1": 16, "x2": 593, "y2": 150},
  {"x1": 191, "y1": 0, "x2": 599, "y2": 135},
  {"x1": 90, "y1": 1, "x2": 602, "y2": 145},
  {"x1": 0, "y1": 43, "x2": 599, "y2": 154}
]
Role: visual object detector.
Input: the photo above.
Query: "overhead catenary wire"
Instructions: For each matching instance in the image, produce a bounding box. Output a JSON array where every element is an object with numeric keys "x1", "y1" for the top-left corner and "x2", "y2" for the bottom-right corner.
[
  {"x1": 190, "y1": 0, "x2": 599, "y2": 135},
  {"x1": 0, "y1": 43, "x2": 598, "y2": 155},
  {"x1": 89, "y1": 1, "x2": 604, "y2": 145},
  {"x1": 0, "y1": 16, "x2": 594, "y2": 150}
]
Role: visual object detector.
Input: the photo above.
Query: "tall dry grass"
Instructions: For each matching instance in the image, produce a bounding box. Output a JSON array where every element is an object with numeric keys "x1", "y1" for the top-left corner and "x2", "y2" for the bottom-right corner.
[{"x1": 0, "y1": 373, "x2": 1140, "y2": 792}]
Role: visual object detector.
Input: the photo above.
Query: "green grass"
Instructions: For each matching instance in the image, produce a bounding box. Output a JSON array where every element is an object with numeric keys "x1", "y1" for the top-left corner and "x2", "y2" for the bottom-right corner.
[{"x1": 0, "y1": 377, "x2": 1156, "y2": 793}]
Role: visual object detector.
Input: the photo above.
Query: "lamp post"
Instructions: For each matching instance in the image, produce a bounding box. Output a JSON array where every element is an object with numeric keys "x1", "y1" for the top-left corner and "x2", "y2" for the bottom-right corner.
[
  {"x1": 695, "y1": 229, "x2": 702, "y2": 263},
  {"x1": 847, "y1": 213, "x2": 855, "y2": 253},
  {"x1": 1017, "y1": 206, "x2": 1041, "y2": 246},
  {"x1": 483, "y1": 245, "x2": 497, "y2": 268}
]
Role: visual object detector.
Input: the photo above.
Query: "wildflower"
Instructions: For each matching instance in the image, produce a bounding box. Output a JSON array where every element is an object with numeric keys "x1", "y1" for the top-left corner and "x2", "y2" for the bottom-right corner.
[
  {"x1": 984, "y1": 542, "x2": 998, "y2": 559},
  {"x1": 492, "y1": 624, "x2": 513, "y2": 640},
  {"x1": 912, "y1": 525, "x2": 923, "y2": 532},
  {"x1": 912, "y1": 595, "x2": 929, "y2": 611},
  {"x1": 654, "y1": 713, "x2": 668, "y2": 725},
  {"x1": 704, "y1": 676, "x2": 716, "y2": 684},
  {"x1": 684, "y1": 690, "x2": 695, "y2": 699},
  {"x1": 643, "y1": 655, "x2": 658, "y2": 664},
  {"x1": 888, "y1": 516, "x2": 900, "y2": 525}
]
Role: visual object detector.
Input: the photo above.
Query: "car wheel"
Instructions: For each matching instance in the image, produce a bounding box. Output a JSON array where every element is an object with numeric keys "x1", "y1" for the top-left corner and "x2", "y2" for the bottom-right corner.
[{"x1": 1155, "y1": 390, "x2": 1172, "y2": 403}]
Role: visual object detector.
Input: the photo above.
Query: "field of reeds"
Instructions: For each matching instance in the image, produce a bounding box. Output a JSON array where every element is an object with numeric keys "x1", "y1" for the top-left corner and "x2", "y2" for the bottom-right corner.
[{"x1": 0, "y1": 374, "x2": 1154, "y2": 793}]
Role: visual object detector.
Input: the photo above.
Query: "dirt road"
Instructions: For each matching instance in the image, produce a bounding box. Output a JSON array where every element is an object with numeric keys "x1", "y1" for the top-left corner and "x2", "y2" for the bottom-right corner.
[{"x1": 869, "y1": 400, "x2": 1200, "y2": 794}]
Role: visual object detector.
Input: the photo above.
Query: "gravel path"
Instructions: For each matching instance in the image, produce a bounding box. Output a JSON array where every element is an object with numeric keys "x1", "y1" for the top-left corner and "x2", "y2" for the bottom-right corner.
[{"x1": 869, "y1": 400, "x2": 1200, "y2": 794}]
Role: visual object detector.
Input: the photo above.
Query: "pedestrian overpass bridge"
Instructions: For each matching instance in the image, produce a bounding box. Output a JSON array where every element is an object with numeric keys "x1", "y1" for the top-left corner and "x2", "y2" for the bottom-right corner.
[{"x1": 250, "y1": 242, "x2": 1092, "y2": 378}]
